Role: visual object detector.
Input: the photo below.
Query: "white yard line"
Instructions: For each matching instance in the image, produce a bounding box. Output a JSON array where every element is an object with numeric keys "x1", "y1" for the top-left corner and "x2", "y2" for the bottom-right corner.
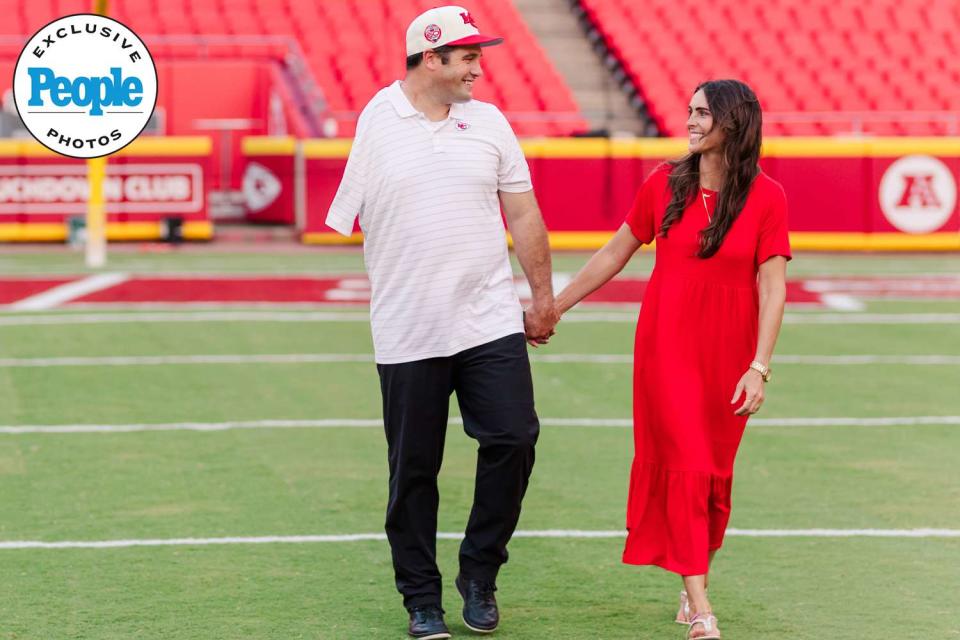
[
  {"x1": 784, "y1": 313, "x2": 960, "y2": 324},
  {"x1": 0, "y1": 310, "x2": 372, "y2": 325},
  {"x1": 0, "y1": 416, "x2": 957, "y2": 434},
  {"x1": 0, "y1": 528, "x2": 956, "y2": 550},
  {"x1": 819, "y1": 294, "x2": 866, "y2": 311},
  {"x1": 776, "y1": 355, "x2": 960, "y2": 365},
  {"x1": 1, "y1": 310, "x2": 960, "y2": 325},
  {"x1": 8, "y1": 273, "x2": 129, "y2": 311},
  {"x1": 1, "y1": 353, "x2": 958, "y2": 367},
  {"x1": 0, "y1": 354, "x2": 374, "y2": 367}
]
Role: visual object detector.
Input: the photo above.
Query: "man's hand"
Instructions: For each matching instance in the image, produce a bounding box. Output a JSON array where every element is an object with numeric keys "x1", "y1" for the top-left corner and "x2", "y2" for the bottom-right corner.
[{"x1": 524, "y1": 301, "x2": 559, "y2": 347}]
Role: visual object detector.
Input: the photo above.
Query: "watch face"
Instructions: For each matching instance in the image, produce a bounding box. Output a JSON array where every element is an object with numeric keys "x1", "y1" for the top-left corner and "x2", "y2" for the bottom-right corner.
[{"x1": 765, "y1": 370, "x2": 772, "y2": 382}]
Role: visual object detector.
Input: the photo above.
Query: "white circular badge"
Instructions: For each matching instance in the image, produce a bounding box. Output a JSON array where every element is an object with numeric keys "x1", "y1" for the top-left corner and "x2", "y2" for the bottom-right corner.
[
  {"x1": 13, "y1": 14, "x2": 157, "y2": 159},
  {"x1": 878, "y1": 155, "x2": 957, "y2": 234}
]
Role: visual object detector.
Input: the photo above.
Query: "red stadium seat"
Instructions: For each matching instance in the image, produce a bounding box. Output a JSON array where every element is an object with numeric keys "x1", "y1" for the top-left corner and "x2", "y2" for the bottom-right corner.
[
  {"x1": 24, "y1": 0, "x2": 56, "y2": 32},
  {"x1": 0, "y1": 12, "x2": 25, "y2": 34},
  {"x1": 581, "y1": 0, "x2": 957, "y2": 136},
  {"x1": 0, "y1": 0, "x2": 588, "y2": 137},
  {"x1": 53, "y1": 0, "x2": 87, "y2": 16}
]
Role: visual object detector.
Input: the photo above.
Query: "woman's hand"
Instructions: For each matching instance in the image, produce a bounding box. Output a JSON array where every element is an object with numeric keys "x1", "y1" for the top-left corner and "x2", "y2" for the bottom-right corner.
[{"x1": 731, "y1": 368, "x2": 765, "y2": 415}]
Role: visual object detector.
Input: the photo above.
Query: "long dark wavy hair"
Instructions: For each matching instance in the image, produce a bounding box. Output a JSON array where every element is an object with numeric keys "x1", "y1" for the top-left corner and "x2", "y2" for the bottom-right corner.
[{"x1": 659, "y1": 79, "x2": 763, "y2": 258}]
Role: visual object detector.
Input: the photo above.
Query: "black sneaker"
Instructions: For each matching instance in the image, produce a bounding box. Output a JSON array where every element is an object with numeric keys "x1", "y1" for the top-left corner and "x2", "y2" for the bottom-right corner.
[
  {"x1": 455, "y1": 574, "x2": 499, "y2": 634},
  {"x1": 408, "y1": 605, "x2": 451, "y2": 640}
]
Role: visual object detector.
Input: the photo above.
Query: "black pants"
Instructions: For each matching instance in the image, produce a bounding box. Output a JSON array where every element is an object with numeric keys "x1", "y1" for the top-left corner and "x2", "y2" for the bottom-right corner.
[{"x1": 377, "y1": 333, "x2": 540, "y2": 610}]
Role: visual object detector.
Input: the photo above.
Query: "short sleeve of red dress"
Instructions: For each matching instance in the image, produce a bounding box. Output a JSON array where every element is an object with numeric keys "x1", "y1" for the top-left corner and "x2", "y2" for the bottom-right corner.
[
  {"x1": 625, "y1": 166, "x2": 669, "y2": 245},
  {"x1": 756, "y1": 181, "x2": 793, "y2": 265}
]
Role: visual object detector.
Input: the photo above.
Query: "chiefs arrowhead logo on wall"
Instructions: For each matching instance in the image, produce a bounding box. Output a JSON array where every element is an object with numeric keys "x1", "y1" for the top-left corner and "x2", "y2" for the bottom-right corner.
[{"x1": 242, "y1": 162, "x2": 282, "y2": 213}]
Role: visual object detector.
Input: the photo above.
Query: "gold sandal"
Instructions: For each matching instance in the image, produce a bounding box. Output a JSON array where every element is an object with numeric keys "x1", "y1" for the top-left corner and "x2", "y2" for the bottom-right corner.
[
  {"x1": 675, "y1": 590, "x2": 691, "y2": 624},
  {"x1": 687, "y1": 612, "x2": 721, "y2": 639}
]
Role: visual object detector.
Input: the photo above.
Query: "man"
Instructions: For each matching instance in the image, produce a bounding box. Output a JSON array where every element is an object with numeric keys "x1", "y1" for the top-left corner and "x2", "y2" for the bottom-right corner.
[{"x1": 325, "y1": 6, "x2": 558, "y2": 638}]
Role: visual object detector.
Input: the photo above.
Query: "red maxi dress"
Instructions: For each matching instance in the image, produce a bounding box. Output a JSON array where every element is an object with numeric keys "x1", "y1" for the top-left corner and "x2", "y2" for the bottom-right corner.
[{"x1": 621, "y1": 165, "x2": 792, "y2": 576}]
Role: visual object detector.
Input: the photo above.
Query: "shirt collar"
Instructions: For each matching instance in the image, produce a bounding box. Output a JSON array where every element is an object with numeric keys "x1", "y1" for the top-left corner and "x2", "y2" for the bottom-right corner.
[
  {"x1": 387, "y1": 81, "x2": 418, "y2": 118},
  {"x1": 450, "y1": 101, "x2": 467, "y2": 119},
  {"x1": 387, "y1": 80, "x2": 469, "y2": 121}
]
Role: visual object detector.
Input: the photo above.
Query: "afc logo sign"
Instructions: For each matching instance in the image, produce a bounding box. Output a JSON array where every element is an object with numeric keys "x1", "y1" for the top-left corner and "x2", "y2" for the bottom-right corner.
[
  {"x1": 879, "y1": 155, "x2": 957, "y2": 234},
  {"x1": 897, "y1": 175, "x2": 940, "y2": 208}
]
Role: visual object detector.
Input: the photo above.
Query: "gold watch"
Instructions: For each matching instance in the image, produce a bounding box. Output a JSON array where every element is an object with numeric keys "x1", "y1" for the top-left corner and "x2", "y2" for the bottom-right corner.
[{"x1": 749, "y1": 360, "x2": 772, "y2": 382}]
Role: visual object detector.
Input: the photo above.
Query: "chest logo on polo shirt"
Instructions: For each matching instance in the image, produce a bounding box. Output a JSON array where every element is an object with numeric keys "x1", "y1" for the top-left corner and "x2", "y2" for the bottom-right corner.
[{"x1": 456, "y1": 120, "x2": 470, "y2": 130}]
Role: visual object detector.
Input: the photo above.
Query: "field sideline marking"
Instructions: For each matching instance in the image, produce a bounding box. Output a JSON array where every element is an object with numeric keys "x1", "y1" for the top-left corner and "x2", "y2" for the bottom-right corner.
[
  {"x1": 0, "y1": 416, "x2": 957, "y2": 434},
  {"x1": 1, "y1": 353, "x2": 959, "y2": 368},
  {"x1": 2, "y1": 310, "x2": 960, "y2": 325},
  {"x1": 0, "y1": 528, "x2": 957, "y2": 550},
  {"x1": 9, "y1": 273, "x2": 129, "y2": 311}
]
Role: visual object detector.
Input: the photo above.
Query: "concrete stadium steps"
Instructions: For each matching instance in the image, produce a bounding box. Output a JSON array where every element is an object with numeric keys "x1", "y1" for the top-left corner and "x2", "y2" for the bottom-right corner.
[{"x1": 513, "y1": 0, "x2": 648, "y2": 136}]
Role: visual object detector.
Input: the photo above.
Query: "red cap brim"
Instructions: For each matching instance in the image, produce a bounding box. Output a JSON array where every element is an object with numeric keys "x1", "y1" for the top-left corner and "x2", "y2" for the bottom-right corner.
[{"x1": 444, "y1": 34, "x2": 504, "y2": 48}]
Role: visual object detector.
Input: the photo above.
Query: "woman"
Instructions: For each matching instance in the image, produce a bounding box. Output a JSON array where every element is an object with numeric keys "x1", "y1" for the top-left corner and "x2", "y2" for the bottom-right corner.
[{"x1": 555, "y1": 79, "x2": 790, "y2": 639}]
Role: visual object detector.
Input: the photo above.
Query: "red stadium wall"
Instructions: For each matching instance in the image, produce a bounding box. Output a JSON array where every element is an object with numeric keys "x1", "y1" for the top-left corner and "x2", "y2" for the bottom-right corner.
[
  {"x1": 1, "y1": 58, "x2": 295, "y2": 196},
  {"x1": 156, "y1": 60, "x2": 309, "y2": 193},
  {"x1": 0, "y1": 138, "x2": 214, "y2": 242},
  {"x1": 244, "y1": 137, "x2": 960, "y2": 251}
]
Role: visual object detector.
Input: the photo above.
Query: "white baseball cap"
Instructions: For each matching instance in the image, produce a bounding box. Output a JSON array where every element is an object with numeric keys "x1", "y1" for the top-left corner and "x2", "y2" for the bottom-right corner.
[{"x1": 406, "y1": 5, "x2": 504, "y2": 57}]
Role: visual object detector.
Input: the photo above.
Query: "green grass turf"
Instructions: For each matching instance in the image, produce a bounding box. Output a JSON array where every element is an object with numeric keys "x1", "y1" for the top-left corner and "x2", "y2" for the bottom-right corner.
[
  {"x1": 1, "y1": 316, "x2": 958, "y2": 357},
  {"x1": 0, "y1": 250, "x2": 958, "y2": 639},
  {"x1": 0, "y1": 423, "x2": 958, "y2": 538},
  {"x1": 1, "y1": 317, "x2": 957, "y2": 425},
  {"x1": 853, "y1": 299, "x2": 960, "y2": 313},
  {"x1": 0, "y1": 322, "x2": 958, "y2": 426},
  {"x1": 0, "y1": 424, "x2": 957, "y2": 639},
  {"x1": 2, "y1": 249, "x2": 960, "y2": 276},
  {"x1": 0, "y1": 537, "x2": 956, "y2": 640}
]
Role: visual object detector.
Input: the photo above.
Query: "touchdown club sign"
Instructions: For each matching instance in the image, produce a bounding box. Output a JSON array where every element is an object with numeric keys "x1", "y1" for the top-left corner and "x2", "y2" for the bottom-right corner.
[{"x1": 0, "y1": 164, "x2": 204, "y2": 214}]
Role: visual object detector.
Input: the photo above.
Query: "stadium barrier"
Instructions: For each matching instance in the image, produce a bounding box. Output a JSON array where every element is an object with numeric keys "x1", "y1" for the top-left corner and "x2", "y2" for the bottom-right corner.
[
  {"x1": 242, "y1": 136, "x2": 960, "y2": 251},
  {"x1": 0, "y1": 137, "x2": 213, "y2": 242}
]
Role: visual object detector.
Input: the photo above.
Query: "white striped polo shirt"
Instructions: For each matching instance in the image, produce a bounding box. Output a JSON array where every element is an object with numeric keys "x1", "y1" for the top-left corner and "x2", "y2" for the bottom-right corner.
[{"x1": 325, "y1": 80, "x2": 533, "y2": 364}]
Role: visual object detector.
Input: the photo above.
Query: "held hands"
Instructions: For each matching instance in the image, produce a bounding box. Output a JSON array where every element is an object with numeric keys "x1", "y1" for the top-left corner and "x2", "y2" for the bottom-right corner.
[
  {"x1": 523, "y1": 300, "x2": 560, "y2": 347},
  {"x1": 731, "y1": 368, "x2": 765, "y2": 416}
]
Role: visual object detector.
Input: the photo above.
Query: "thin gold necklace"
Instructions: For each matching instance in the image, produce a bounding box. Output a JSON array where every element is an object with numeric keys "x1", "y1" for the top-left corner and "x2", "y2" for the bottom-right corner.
[{"x1": 701, "y1": 188, "x2": 713, "y2": 223}]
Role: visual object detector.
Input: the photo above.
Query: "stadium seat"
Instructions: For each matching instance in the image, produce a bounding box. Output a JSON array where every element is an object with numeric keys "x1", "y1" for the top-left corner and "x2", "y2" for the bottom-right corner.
[
  {"x1": 23, "y1": 1, "x2": 56, "y2": 32},
  {"x1": 580, "y1": 0, "x2": 958, "y2": 136},
  {"x1": 0, "y1": 0, "x2": 587, "y2": 138}
]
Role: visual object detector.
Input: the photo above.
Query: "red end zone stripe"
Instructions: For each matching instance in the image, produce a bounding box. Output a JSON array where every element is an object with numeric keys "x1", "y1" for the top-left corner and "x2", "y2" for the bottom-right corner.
[
  {"x1": 71, "y1": 278, "x2": 371, "y2": 304},
  {"x1": 0, "y1": 279, "x2": 76, "y2": 304},
  {"x1": 3, "y1": 276, "x2": 958, "y2": 307},
  {"x1": 65, "y1": 277, "x2": 846, "y2": 306}
]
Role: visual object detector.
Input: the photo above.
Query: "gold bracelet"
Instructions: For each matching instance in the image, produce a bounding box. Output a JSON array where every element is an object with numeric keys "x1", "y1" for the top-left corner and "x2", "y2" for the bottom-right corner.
[{"x1": 749, "y1": 360, "x2": 772, "y2": 382}]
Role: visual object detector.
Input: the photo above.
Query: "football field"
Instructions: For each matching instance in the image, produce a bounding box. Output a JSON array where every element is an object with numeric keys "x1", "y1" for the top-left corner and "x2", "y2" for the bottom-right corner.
[{"x1": 0, "y1": 249, "x2": 958, "y2": 639}]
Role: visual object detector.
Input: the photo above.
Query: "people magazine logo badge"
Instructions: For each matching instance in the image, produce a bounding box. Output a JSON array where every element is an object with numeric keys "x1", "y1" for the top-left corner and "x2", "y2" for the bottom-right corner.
[
  {"x1": 879, "y1": 155, "x2": 957, "y2": 234},
  {"x1": 12, "y1": 14, "x2": 158, "y2": 159}
]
